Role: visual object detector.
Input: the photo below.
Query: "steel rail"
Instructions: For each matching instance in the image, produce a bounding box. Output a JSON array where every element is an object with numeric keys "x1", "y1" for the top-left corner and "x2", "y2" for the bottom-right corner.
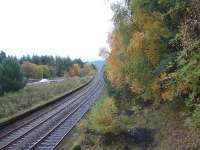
[
  {"x1": 0, "y1": 78, "x2": 94, "y2": 140},
  {"x1": 29, "y1": 80, "x2": 103, "y2": 150},
  {"x1": 0, "y1": 79, "x2": 99, "y2": 149}
]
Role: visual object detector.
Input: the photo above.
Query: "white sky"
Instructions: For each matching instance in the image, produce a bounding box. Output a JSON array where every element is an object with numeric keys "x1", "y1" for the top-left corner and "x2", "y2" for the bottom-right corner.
[{"x1": 0, "y1": 0, "x2": 114, "y2": 61}]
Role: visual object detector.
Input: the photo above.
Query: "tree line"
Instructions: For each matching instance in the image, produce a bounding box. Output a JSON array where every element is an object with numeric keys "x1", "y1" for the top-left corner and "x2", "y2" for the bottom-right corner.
[
  {"x1": 0, "y1": 51, "x2": 24, "y2": 94},
  {"x1": 0, "y1": 51, "x2": 95, "y2": 95},
  {"x1": 19, "y1": 55, "x2": 84, "y2": 77}
]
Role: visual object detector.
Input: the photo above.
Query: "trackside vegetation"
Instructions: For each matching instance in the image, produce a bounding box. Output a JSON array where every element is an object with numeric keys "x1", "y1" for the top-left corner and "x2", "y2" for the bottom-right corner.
[
  {"x1": 0, "y1": 51, "x2": 96, "y2": 95},
  {"x1": 0, "y1": 52, "x2": 25, "y2": 94},
  {"x1": 0, "y1": 51, "x2": 96, "y2": 125},
  {"x1": 64, "y1": 0, "x2": 200, "y2": 149},
  {"x1": 0, "y1": 76, "x2": 92, "y2": 124}
]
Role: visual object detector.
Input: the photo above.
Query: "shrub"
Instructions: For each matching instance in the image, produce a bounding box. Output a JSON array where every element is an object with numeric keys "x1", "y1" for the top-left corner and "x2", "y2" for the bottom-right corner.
[
  {"x1": 191, "y1": 105, "x2": 200, "y2": 128},
  {"x1": 88, "y1": 97, "x2": 121, "y2": 135},
  {"x1": 106, "y1": 80, "x2": 131, "y2": 100},
  {"x1": 72, "y1": 144, "x2": 81, "y2": 150}
]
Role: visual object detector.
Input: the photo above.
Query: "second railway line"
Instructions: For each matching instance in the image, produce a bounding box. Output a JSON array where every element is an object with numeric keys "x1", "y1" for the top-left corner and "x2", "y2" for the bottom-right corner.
[{"x1": 0, "y1": 71, "x2": 105, "y2": 150}]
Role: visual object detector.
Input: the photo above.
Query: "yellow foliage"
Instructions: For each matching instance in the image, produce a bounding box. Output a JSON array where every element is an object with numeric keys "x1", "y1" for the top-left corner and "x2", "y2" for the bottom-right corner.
[
  {"x1": 95, "y1": 98, "x2": 117, "y2": 125},
  {"x1": 134, "y1": 10, "x2": 169, "y2": 37},
  {"x1": 152, "y1": 72, "x2": 167, "y2": 92},
  {"x1": 83, "y1": 63, "x2": 94, "y2": 76},
  {"x1": 161, "y1": 89, "x2": 174, "y2": 101},
  {"x1": 77, "y1": 119, "x2": 88, "y2": 133},
  {"x1": 106, "y1": 32, "x2": 125, "y2": 88},
  {"x1": 152, "y1": 78, "x2": 161, "y2": 92},
  {"x1": 128, "y1": 32, "x2": 145, "y2": 51},
  {"x1": 127, "y1": 31, "x2": 160, "y2": 67},
  {"x1": 143, "y1": 37, "x2": 160, "y2": 66},
  {"x1": 132, "y1": 11, "x2": 168, "y2": 66},
  {"x1": 130, "y1": 79, "x2": 144, "y2": 94},
  {"x1": 160, "y1": 72, "x2": 167, "y2": 81},
  {"x1": 88, "y1": 98, "x2": 120, "y2": 134},
  {"x1": 107, "y1": 55, "x2": 125, "y2": 88},
  {"x1": 106, "y1": 7, "x2": 168, "y2": 94},
  {"x1": 177, "y1": 81, "x2": 189, "y2": 94},
  {"x1": 21, "y1": 61, "x2": 37, "y2": 78},
  {"x1": 107, "y1": 32, "x2": 123, "y2": 53},
  {"x1": 68, "y1": 64, "x2": 80, "y2": 77}
]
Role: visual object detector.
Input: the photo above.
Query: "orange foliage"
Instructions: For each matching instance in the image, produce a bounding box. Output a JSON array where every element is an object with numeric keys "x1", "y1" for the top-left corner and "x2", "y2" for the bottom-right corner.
[
  {"x1": 68, "y1": 64, "x2": 80, "y2": 77},
  {"x1": 106, "y1": 5, "x2": 168, "y2": 96},
  {"x1": 152, "y1": 72, "x2": 168, "y2": 97},
  {"x1": 21, "y1": 61, "x2": 37, "y2": 78},
  {"x1": 128, "y1": 32, "x2": 145, "y2": 51},
  {"x1": 161, "y1": 89, "x2": 173, "y2": 101},
  {"x1": 106, "y1": 32, "x2": 125, "y2": 88},
  {"x1": 127, "y1": 32, "x2": 160, "y2": 67},
  {"x1": 83, "y1": 63, "x2": 94, "y2": 75},
  {"x1": 130, "y1": 79, "x2": 144, "y2": 94}
]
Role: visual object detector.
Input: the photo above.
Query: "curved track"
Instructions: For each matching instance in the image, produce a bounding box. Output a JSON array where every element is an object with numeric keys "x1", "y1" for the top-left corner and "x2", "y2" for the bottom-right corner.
[{"x1": 0, "y1": 71, "x2": 105, "y2": 150}]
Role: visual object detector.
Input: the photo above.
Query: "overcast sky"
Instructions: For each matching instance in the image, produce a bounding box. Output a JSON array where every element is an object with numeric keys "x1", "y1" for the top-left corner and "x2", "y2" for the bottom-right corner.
[{"x1": 0, "y1": 0, "x2": 114, "y2": 61}]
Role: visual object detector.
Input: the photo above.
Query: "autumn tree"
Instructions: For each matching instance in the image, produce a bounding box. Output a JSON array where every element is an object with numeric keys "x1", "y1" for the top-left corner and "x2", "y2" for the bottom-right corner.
[
  {"x1": 21, "y1": 61, "x2": 38, "y2": 79},
  {"x1": 68, "y1": 64, "x2": 80, "y2": 77},
  {"x1": 83, "y1": 63, "x2": 95, "y2": 75},
  {"x1": 106, "y1": 31, "x2": 126, "y2": 89},
  {"x1": 106, "y1": 0, "x2": 171, "y2": 96},
  {"x1": 106, "y1": 0, "x2": 200, "y2": 128}
]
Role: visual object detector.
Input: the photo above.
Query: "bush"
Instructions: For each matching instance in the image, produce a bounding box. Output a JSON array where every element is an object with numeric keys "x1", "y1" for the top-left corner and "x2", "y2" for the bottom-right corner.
[
  {"x1": 72, "y1": 144, "x2": 81, "y2": 150},
  {"x1": 106, "y1": 80, "x2": 132, "y2": 100},
  {"x1": 88, "y1": 97, "x2": 121, "y2": 135},
  {"x1": 191, "y1": 105, "x2": 200, "y2": 128}
]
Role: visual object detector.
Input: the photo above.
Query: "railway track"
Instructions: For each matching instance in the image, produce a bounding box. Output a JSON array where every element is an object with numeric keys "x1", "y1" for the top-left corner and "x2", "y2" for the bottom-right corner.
[
  {"x1": 0, "y1": 79, "x2": 93, "y2": 139},
  {"x1": 0, "y1": 71, "x2": 105, "y2": 150}
]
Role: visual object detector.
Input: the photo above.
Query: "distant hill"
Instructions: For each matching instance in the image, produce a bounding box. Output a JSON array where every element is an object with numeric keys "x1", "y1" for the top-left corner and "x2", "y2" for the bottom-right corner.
[{"x1": 91, "y1": 60, "x2": 105, "y2": 70}]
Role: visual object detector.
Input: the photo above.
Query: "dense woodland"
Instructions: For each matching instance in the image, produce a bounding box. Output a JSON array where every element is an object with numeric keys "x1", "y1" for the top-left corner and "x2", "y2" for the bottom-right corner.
[
  {"x1": 71, "y1": 0, "x2": 200, "y2": 149},
  {"x1": 106, "y1": 0, "x2": 200, "y2": 129},
  {"x1": 0, "y1": 51, "x2": 95, "y2": 94}
]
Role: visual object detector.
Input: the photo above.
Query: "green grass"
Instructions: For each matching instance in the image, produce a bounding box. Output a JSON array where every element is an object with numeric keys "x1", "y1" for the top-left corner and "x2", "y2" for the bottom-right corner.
[
  {"x1": 0, "y1": 76, "x2": 92, "y2": 125},
  {"x1": 56, "y1": 87, "x2": 107, "y2": 150},
  {"x1": 64, "y1": 87, "x2": 200, "y2": 150}
]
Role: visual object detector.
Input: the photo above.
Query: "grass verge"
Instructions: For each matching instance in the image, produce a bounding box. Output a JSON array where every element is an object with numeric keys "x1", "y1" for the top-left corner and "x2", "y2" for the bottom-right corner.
[
  {"x1": 56, "y1": 87, "x2": 108, "y2": 150},
  {"x1": 0, "y1": 76, "x2": 93, "y2": 126},
  {"x1": 58, "y1": 87, "x2": 200, "y2": 150}
]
